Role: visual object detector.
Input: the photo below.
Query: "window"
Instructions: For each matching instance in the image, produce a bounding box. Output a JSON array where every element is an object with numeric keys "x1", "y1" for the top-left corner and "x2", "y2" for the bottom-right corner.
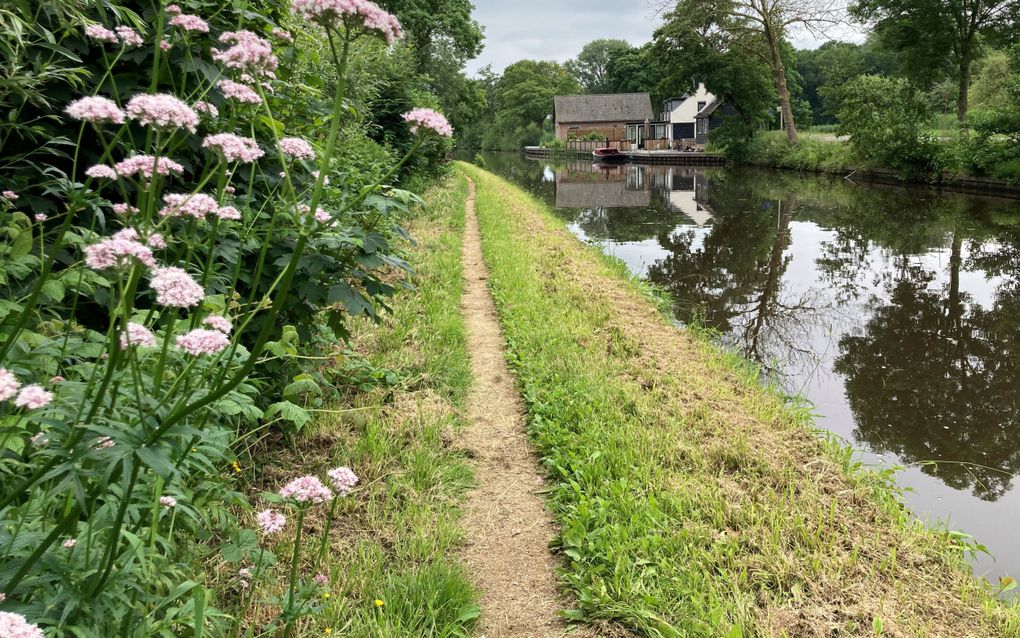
[
  {"x1": 652, "y1": 124, "x2": 668, "y2": 139},
  {"x1": 697, "y1": 101, "x2": 707, "y2": 112},
  {"x1": 697, "y1": 118, "x2": 708, "y2": 135}
]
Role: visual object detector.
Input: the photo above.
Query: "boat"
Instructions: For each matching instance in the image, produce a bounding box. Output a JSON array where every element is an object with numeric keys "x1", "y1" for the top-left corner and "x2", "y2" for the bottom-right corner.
[{"x1": 592, "y1": 147, "x2": 626, "y2": 163}]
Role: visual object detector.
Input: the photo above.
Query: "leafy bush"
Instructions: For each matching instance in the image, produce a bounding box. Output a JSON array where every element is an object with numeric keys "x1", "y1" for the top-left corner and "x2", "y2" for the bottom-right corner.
[
  {"x1": 0, "y1": 1, "x2": 453, "y2": 635},
  {"x1": 836, "y1": 75, "x2": 947, "y2": 177},
  {"x1": 739, "y1": 131, "x2": 856, "y2": 172}
]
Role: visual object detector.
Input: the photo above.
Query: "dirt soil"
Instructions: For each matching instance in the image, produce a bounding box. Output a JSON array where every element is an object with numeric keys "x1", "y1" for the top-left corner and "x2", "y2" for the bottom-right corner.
[{"x1": 458, "y1": 177, "x2": 577, "y2": 637}]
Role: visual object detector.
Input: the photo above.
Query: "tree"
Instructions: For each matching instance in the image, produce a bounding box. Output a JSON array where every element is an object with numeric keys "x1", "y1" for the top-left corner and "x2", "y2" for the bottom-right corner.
[
  {"x1": 377, "y1": 0, "x2": 484, "y2": 73},
  {"x1": 851, "y1": 0, "x2": 1020, "y2": 133},
  {"x1": 657, "y1": 0, "x2": 844, "y2": 144},
  {"x1": 565, "y1": 39, "x2": 635, "y2": 94},
  {"x1": 604, "y1": 44, "x2": 660, "y2": 98}
]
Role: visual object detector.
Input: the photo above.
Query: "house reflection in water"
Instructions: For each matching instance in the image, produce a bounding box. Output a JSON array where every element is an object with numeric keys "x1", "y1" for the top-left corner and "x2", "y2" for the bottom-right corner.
[{"x1": 554, "y1": 161, "x2": 714, "y2": 227}]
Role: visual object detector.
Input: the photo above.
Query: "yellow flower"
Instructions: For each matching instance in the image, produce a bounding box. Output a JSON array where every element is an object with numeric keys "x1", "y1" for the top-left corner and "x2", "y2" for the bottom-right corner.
[
  {"x1": 322, "y1": 592, "x2": 331, "y2": 599},
  {"x1": 374, "y1": 599, "x2": 384, "y2": 608},
  {"x1": 231, "y1": 461, "x2": 241, "y2": 473},
  {"x1": 324, "y1": 629, "x2": 332, "y2": 636}
]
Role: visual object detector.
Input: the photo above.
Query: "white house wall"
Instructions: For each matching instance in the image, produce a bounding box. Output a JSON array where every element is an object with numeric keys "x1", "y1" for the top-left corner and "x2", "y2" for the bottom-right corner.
[{"x1": 668, "y1": 83, "x2": 715, "y2": 126}]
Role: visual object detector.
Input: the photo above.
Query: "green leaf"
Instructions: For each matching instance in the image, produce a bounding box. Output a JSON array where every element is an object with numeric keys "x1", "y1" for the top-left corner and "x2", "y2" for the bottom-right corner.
[
  {"x1": 265, "y1": 401, "x2": 311, "y2": 429},
  {"x1": 136, "y1": 446, "x2": 176, "y2": 478},
  {"x1": 283, "y1": 374, "x2": 321, "y2": 401},
  {"x1": 10, "y1": 228, "x2": 33, "y2": 258}
]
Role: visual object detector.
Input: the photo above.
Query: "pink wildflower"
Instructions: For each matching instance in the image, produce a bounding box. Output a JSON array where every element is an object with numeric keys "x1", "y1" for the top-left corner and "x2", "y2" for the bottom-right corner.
[
  {"x1": 0, "y1": 368, "x2": 21, "y2": 401},
  {"x1": 327, "y1": 466, "x2": 358, "y2": 495},
  {"x1": 194, "y1": 101, "x2": 219, "y2": 118},
  {"x1": 0, "y1": 593, "x2": 6, "y2": 603},
  {"x1": 256, "y1": 509, "x2": 286, "y2": 535},
  {"x1": 314, "y1": 573, "x2": 329, "y2": 586},
  {"x1": 290, "y1": 0, "x2": 403, "y2": 45},
  {"x1": 34, "y1": 214, "x2": 46, "y2": 222},
  {"x1": 159, "y1": 193, "x2": 219, "y2": 218},
  {"x1": 271, "y1": 28, "x2": 294, "y2": 42},
  {"x1": 62, "y1": 539, "x2": 77, "y2": 549},
  {"x1": 216, "y1": 206, "x2": 242, "y2": 220},
  {"x1": 224, "y1": 185, "x2": 236, "y2": 194},
  {"x1": 278, "y1": 475, "x2": 332, "y2": 504},
  {"x1": 30, "y1": 432, "x2": 48, "y2": 447},
  {"x1": 112, "y1": 203, "x2": 140, "y2": 215},
  {"x1": 125, "y1": 94, "x2": 199, "y2": 132},
  {"x1": 218, "y1": 79, "x2": 261, "y2": 104},
  {"x1": 279, "y1": 137, "x2": 315, "y2": 160},
  {"x1": 402, "y1": 107, "x2": 453, "y2": 137},
  {"x1": 160, "y1": 496, "x2": 177, "y2": 508},
  {"x1": 86, "y1": 164, "x2": 118, "y2": 179},
  {"x1": 203, "y1": 315, "x2": 233, "y2": 334},
  {"x1": 85, "y1": 24, "x2": 118, "y2": 43},
  {"x1": 50, "y1": 376, "x2": 65, "y2": 383},
  {"x1": 84, "y1": 235, "x2": 156, "y2": 270},
  {"x1": 115, "y1": 26, "x2": 144, "y2": 47},
  {"x1": 176, "y1": 329, "x2": 230, "y2": 355},
  {"x1": 169, "y1": 13, "x2": 210, "y2": 33},
  {"x1": 238, "y1": 567, "x2": 252, "y2": 589},
  {"x1": 310, "y1": 170, "x2": 329, "y2": 185},
  {"x1": 202, "y1": 133, "x2": 264, "y2": 163},
  {"x1": 2, "y1": 190, "x2": 17, "y2": 200},
  {"x1": 214, "y1": 31, "x2": 278, "y2": 77},
  {"x1": 166, "y1": 4, "x2": 182, "y2": 15},
  {"x1": 120, "y1": 322, "x2": 157, "y2": 348},
  {"x1": 313, "y1": 208, "x2": 332, "y2": 224},
  {"x1": 160, "y1": 40, "x2": 172, "y2": 52},
  {"x1": 113, "y1": 155, "x2": 184, "y2": 179},
  {"x1": 65, "y1": 96, "x2": 125, "y2": 124},
  {"x1": 0, "y1": 611, "x2": 45, "y2": 638},
  {"x1": 14, "y1": 385, "x2": 53, "y2": 410},
  {"x1": 150, "y1": 267, "x2": 204, "y2": 307},
  {"x1": 147, "y1": 233, "x2": 167, "y2": 249}
]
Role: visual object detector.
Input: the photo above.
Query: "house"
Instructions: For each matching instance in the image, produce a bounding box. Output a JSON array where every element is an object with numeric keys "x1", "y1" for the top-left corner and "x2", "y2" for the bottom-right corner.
[
  {"x1": 553, "y1": 93, "x2": 654, "y2": 147},
  {"x1": 659, "y1": 83, "x2": 715, "y2": 146},
  {"x1": 694, "y1": 99, "x2": 738, "y2": 145}
]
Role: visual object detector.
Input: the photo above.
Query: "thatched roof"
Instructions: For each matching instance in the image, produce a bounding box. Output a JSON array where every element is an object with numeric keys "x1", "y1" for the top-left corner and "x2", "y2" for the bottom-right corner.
[{"x1": 554, "y1": 93, "x2": 653, "y2": 124}]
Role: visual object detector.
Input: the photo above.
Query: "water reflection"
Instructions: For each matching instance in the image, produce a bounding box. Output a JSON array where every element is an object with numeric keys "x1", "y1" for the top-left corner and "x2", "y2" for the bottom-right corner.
[{"x1": 479, "y1": 152, "x2": 1020, "y2": 582}]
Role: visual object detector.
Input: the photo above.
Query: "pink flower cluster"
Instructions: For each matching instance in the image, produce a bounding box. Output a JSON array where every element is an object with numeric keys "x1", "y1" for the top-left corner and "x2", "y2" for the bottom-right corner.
[
  {"x1": 176, "y1": 329, "x2": 230, "y2": 355},
  {"x1": 279, "y1": 475, "x2": 333, "y2": 504},
  {"x1": 327, "y1": 466, "x2": 358, "y2": 495},
  {"x1": 169, "y1": 13, "x2": 210, "y2": 33},
  {"x1": 271, "y1": 28, "x2": 294, "y2": 42},
  {"x1": 203, "y1": 315, "x2": 233, "y2": 334},
  {"x1": 62, "y1": 539, "x2": 77, "y2": 549},
  {"x1": 0, "y1": 368, "x2": 20, "y2": 401},
  {"x1": 84, "y1": 234, "x2": 156, "y2": 270},
  {"x1": 159, "y1": 193, "x2": 219, "y2": 218},
  {"x1": 112, "y1": 155, "x2": 185, "y2": 179},
  {"x1": 65, "y1": 96, "x2": 125, "y2": 124},
  {"x1": 86, "y1": 165, "x2": 118, "y2": 179},
  {"x1": 218, "y1": 79, "x2": 261, "y2": 104},
  {"x1": 213, "y1": 31, "x2": 278, "y2": 77},
  {"x1": 2, "y1": 190, "x2": 17, "y2": 201},
  {"x1": 290, "y1": 0, "x2": 403, "y2": 45},
  {"x1": 126, "y1": 94, "x2": 199, "y2": 132},
  {"x1": 279, "y1": 137, "x2": 315, "y2": 160},
  {"x1": 150, "y1": 267, "x2": 204, "y2": 307},
  {"x1": 121, "y1": 322, "x2": 157, "y2": 348},
  {"x1": 194, "y1": 101, "x2": 219, "y2": 118},
  {"x1": 112, "y1": 203, "x2": 140, "y2": 215},
  {"x1": 216, "y1": 205, "x2": 242, "y2": 220},
  {"x1": 14, "y1": 385, "x2": 53, "y2": 410},
  {"x1": 85, "y1": 24, "x2": 118, "y2": 43},
  {"x1": 115, "y1": 26, "x2": 144, "y2": 47},
  {"x1": 160, "y1": 496, "x2": 178, "y2": 508},
  {"x1": 203, "y1": 133, "x2": 264, "y2": 163},
  {"x1": 314, "y1": 573, "x2": 329, "y2": 585},
  {"x1": 256, "y1": 509, "x2": 287, "y2": 535},
  {"x1": 0, "y1": 611, "x2": 45, "y2": 638},
  {"x1": 402, "y1": 108, "x2": 453, "y2": 137}
]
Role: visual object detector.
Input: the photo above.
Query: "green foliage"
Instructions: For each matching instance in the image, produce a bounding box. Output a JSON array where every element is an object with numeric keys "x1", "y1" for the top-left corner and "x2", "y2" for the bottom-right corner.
[
  {"x1": 565, "y1": 39, "x2": 635, "y2": 94},
  {"x1": 836, "y1": 75, "x2": 947, "y2": 176},
  {"x1": 740, "y1": 131, "x2": 857, "y2": 171},
  {"x1": 961, "y1": 47, "x2": 1020, "y2": 182}
]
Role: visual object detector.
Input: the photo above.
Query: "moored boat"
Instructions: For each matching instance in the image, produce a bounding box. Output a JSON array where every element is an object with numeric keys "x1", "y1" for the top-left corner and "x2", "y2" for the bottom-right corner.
[{"x1": 592, "y1": 147, "x2": 626, "y2": 163}]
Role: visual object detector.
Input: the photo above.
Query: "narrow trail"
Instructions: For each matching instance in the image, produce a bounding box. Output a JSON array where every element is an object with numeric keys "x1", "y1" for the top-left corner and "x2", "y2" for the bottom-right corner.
[{"x1": 458, "y1": 177, "x2": 569, "y2": 638}]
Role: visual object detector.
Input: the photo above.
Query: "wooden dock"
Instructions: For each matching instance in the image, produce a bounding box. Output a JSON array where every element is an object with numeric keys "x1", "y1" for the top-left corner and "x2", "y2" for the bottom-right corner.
[{"x1": 523, "y1": 146, "x2": 726, "y2": 166}]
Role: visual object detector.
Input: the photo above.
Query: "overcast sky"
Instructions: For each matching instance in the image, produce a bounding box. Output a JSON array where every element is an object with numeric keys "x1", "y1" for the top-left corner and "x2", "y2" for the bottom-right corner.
[{"x1": 465, "y1": 0, "x2": 861, "y2": 75}]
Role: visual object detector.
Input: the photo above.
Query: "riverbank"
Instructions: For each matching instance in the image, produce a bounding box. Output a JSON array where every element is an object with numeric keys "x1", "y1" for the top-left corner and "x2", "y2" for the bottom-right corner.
[
  {"x1": 739, "y1": 132, "x2": 1020, "y2": 198},
  {"x1": 456, "y1": 161, "x2": 1020, "y2": 637}
]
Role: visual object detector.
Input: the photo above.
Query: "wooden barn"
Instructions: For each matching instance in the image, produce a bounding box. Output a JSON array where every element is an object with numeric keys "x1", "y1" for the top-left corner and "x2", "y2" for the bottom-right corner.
[{"x1": 553, "y1": 93, "x2": 654, "y2": 148}]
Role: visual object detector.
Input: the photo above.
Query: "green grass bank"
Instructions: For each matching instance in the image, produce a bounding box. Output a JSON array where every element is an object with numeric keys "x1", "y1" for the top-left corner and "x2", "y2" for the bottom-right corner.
[
  {"x1": 235, "y1": 174, "x2": 480, "y2": 637},
  {"x1": 456, "y1": 161, "x2": 1020, "y2": 638}
]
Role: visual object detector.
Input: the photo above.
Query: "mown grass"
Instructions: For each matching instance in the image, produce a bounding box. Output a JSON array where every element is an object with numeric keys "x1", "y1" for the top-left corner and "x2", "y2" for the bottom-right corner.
[
  {"x1": 236, "y1": 173, "x2": 480, "y2": 637},
  {"x1": 456, "y1": 161, "x2": 1020, "y2": 638}
]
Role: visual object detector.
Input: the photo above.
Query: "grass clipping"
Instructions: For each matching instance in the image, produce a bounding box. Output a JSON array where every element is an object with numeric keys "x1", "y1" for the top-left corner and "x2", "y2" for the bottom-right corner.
[{"x1": 457, "y1": 161, "x2": 1019, "y2": 638}]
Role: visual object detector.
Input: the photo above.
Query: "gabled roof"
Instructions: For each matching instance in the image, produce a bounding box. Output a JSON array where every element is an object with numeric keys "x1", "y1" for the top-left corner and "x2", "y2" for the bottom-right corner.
[
  {"x1": 695, "y1": 99, "x2": 721, "y2": 119},
  {"x1": 554, "y1": 93, "x2": 653, "y2": 124}
]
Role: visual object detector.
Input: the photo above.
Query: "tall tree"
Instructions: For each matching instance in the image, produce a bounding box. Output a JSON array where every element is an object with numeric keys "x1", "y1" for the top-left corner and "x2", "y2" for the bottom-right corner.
[
  {"x1": 658, "y1": 0, "x2": 843, "y2": 143},
  {"x1": 851, "y1": 0, "x2": 1020, "y2": 132},
  {"x1": 565, "y1": 39, "x2": 635, "y2": 94},
  {"x1": 377, "y1": 0, "x2": 484, "y2": 73}
]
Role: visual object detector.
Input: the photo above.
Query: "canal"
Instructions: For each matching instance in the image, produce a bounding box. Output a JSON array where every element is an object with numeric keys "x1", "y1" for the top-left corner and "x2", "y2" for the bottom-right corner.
[{"x1": 477, "y1": 151, "x2": 1020, "y2": 587}]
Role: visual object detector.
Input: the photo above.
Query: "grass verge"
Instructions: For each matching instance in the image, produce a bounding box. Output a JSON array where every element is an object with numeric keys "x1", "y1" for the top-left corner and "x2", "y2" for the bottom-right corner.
[
  {"x1": 232, "y1": 172, "x2": 479, "y2": 637},
  {"x1": 456, "y1": 161, "x2": 1020, "y2": 638}
]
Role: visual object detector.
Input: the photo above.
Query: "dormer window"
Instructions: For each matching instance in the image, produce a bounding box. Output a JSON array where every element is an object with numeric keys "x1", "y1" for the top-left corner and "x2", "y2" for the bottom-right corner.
[{"x1": 697, "y1": 101, "x2": 707, "y2": 112}]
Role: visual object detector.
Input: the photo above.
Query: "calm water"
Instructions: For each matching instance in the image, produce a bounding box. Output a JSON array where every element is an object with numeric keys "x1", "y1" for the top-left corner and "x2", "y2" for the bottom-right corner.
[{"x1": 480, "y1": 152, "x2": 1020, "y2": 585}]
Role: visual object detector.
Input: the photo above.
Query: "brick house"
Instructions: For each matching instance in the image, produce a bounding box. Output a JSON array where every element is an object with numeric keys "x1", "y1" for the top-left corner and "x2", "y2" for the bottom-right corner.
[{"x1": 553, "y1": 93, "x2": 654, "y2": 148}]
